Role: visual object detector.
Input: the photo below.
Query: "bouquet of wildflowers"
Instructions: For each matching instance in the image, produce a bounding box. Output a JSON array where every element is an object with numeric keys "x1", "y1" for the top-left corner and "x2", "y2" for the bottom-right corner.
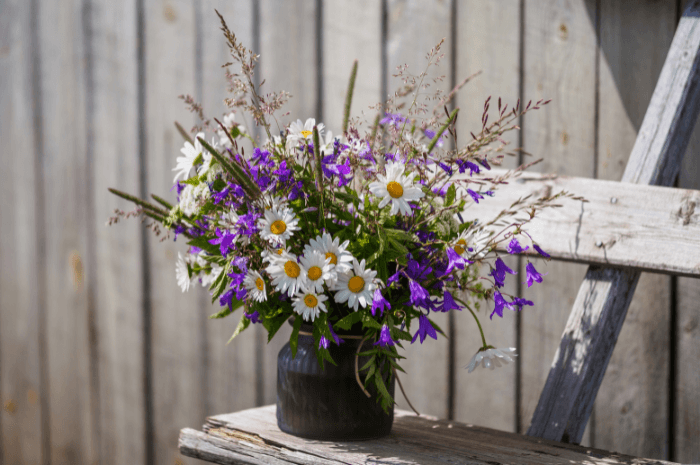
[{"x1": 109, "y1": 13, "x2": 578, "y2": 412}]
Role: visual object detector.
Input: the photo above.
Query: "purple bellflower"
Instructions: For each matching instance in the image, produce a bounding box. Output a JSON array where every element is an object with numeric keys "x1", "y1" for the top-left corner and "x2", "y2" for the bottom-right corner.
[
  {"x1": 328, "y1": 321, "x2": 344, "y2": 345},
  {"x1": 511, "y1": 297, "x2": 534, "y2": 311},
  {"x1": 525, "y1": 262, "x2": 544, "y2": 287},
  {"x1": 441, "y1": 290, "x2": 462, "y2": 312},
  {"x1": 490, "y1": 257, "x2": 517, "y2": 288},
  {"x1": 507, "y1": 237, "x2": 529, "y2": 254},
  {"x1": 490, "y1": 291, "x2": 515, "y2": 319},
  {"x1": 374, "y1": 324, "x2": 396, "y2": 347},
  {"x1": 371, "y1": 289, "x2": 391, "y2": 316},
  {"x1": 319, "y1": 335, "x2": 330, "y2": 350},
  {"x1": 411, "y1": 313, "x2": 438, "y2": 344},
  {"x1": 209, "y1": 228, "x2": 237, "y2": 256},
  {"x1": 467, "y1": 189, "x2": 484, "y2": 204},
  {"x1": 533, "y1": 244, "x2": 551, "y2": 258}
]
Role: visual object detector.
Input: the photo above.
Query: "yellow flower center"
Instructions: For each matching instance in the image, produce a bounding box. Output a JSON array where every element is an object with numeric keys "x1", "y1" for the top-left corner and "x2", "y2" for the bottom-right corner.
[
  {"x1": 301, "y1": 130, "x2": 312, "y2": 138},
  {"x1": 308, "y1": 266, "x2": 322, "y2": 281},
  {"x1": 276, "y1": 248, "x2": 284, "y2": 255},
  {"x1": 387, "y1": 181, "x2": 404, "y2": 199},
  {"x1": 284, "y1": 261, "x2": 301, "y2": 278},
  {"x1": 304, "y1": 294, "x2": 318, "y2": 307},
  {"x1": 325, "y1": 252, "x2": 338, "y2": 265},
  {"x1": 255, "y1": 278, "x2": 264, "y2": 291},
  {"x1": 348, "y1": 276, "x2": 365, "y2": 293},
  {"x1": 454, "y1": 239, "x2": 467, "y2": 255},
  {"x1": 270, "y1": 220, "x2": 287, "y2": 235}
]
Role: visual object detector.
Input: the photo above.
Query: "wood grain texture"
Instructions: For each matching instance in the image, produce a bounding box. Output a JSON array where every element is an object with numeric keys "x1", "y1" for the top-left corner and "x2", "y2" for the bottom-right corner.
[
  {"x1": 676, "y1": 2, "x2": 700, "y2": 453},
  {"x1": 91, "y1": 1, "x2": 147, "y2": 464},
  {"x1": 458, "y1": 170, "x2": 700, "y2": 277},
  {"x1": 179, "y1": 405, "x2": 679, "y2": 465},
  {"x1": 594, "y1": 1, "x2": 675, "y2": 459},
  {"x1": 144, "y1": 1, "x2": 209, "y2": 464},
  {"x1": 519, "y1": 0, "x2": 597, "y2": 447},
  {"x1": 528, "y1": 1, "x2": 700, "y2": 445},
  {"x1": 39, "y1": 0, "x2": 98, "y2": 463},
  {"x1": 0, "y1": 0, "x2": 45, "y2": 463},
  {"x1": 385, "y1": 0, "x2": 452, "y2": 419},
  {"x1": 200, "y1": 0, "x2": 259, "y2": 417},
  {"x1": 452, "y1": 0, "x2": 521, "y2": 432},
  {"x1": 258, "y1": 0, "x2": 318, "y2": 405},
  {"x1": 322, "y1": 0, "x2": 382, "y2": 134}
]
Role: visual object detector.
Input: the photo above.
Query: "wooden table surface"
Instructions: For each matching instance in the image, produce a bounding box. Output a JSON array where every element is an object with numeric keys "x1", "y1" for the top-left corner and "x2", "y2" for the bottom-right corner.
[{"x1": 179, "y1": 405, "x2": 677, "y2": 465}]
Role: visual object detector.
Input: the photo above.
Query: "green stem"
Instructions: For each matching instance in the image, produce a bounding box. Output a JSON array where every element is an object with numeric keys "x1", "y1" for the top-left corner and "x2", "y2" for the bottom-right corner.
[
  {"x1": 454, "y1": 296, "x2": 488, "y2": 348},
  {"x1": 369, "y1": 113, "x2": 381, "y2": 152},
  {"x1": 151, "y1": 194, "x2": 173, "y2": 210},
  {"x1": 426, "y1": 108, "x2": 459, "y2": 155},
  {"x1": 174, "y1": 121, "x2": 193, "y2": 144},
  {"x1": 197, "y1": 137, "x2": 261, "y2": 199},
  {"x1": 312, "y1": 126, "x2": 325, "y2": 225},
  {"x1": 342, "y1": 60, "x2": 358, "y2": 135},
  {"x1": 108, "y1": 188, "x2": 169, "y2": 216}
]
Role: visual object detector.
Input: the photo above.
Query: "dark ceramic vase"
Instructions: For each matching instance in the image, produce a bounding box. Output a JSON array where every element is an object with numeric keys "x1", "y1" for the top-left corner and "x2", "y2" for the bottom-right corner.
[{"x1": 276, "y1": 322, "x2": 395, "y2": 440}]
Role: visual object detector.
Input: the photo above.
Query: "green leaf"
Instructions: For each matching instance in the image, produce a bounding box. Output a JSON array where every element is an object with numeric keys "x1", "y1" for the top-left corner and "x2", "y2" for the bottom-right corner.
[
  {"x1": 209, "y1": 306, "x2": 233, "y2": 319},
  {"x1": 360, "y1": 355, "x2": 376, "y2": 371},
  {"x1": 445, "y1": 183, "x2": 457, "y2": 207},
  {"x1": 182, "y1": 176, "x2": 200, "y2": 186},
  {"x1": 374, "y1": 369, "x2": 394, "y2": 407},
  {"x1": 428, "y1": 317, "x2": 447, "y2": 338},
  {"x1": 334, "y1": 312, "x2": 361, "y2": 331},
  {"x1": 209, "y1": 268, "x2": 230, "y2": 303},
  {"x1": 263, "y1": 313, "x2": 290, "y2": 342},
  {"x1": 187, "y1": 236, "x2": 220, "y2": 256},
  {"x1": 227, "y1": 313, "x2": 251, "y2": 344},
  {"x1": 289, "y1": 317, "x2": 304, "y2": 359},
  {"x1": 361, "y1": 313, "x2": 382, "y2": 330}
]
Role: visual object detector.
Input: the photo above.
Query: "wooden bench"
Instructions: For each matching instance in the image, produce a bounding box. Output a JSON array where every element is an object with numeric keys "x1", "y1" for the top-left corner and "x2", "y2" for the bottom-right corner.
[{"x1": 178, "y1": 2, "x2": 700, "y2": 463}]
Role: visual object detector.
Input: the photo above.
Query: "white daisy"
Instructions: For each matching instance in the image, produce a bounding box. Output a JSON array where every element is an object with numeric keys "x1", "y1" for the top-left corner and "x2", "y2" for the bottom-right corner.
[
  {"x1": 465, "y1": 347, "x2": 517, "y2": 373},
  {"x1": 258, "y1": 207, "x2": 300, "y2": 245},
  {"x1": 265, "y1": 252, "x2": 308, "y2": 297},
  {"x1": 320, "y1": 130, "x2": 340, "y2": 155},
  {"x1": 243, "y1": 270, "x2": 267, "y2": 302},
  {"x1": 201, "y1": 264, "x2": 223, "y2": 288},
  {"x1": 452, "y1": 228, "x2": 492, "y2": 260},
  {"x1": 369, "y1": 161, "x2": 425, "y2": 216},
  {"x1": 303, "y1": 233, "x2": 354, "y2": 274},
  {"x1": 176, "y1": 253, "x2": 193, "y2": 292},
  {"x1": 286, "y1": 118, "x2": 325, "y2": 150},
  {"x1": 173, "y1": 132, "x2": 205, "y2": 182},
  {"x1": 334, "y1": 258, "x2": 377, "y2": 311},
  {"x1": 217, "y1": 112, "x2": 246, "y2": 146},
  {"x1": 299, "y1": 251, "x2": 335, "y2": 293},
  {"x1": 292, "y1": 289, "x2": 328, "y2": 322},
  {"x1": 262, "y1": 244, "x2": 288, "y2": 263},
  {"x1": 178, "y1": 183, "x2": 211, "y2": 217},
  {"x1": 258, "y1": 194, "x2": 288, "y2": 212}
]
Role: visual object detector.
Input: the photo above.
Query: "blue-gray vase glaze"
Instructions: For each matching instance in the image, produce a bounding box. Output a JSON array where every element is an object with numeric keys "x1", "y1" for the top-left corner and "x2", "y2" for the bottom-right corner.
[{"x1": 276, "y1": 323, "x2": 395, "y2": 440}]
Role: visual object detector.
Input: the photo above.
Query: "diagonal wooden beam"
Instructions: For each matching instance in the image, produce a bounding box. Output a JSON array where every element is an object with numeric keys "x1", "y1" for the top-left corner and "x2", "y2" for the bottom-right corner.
[{"x1": 527, "y1": 0, "x2": 700, "y2": 443}]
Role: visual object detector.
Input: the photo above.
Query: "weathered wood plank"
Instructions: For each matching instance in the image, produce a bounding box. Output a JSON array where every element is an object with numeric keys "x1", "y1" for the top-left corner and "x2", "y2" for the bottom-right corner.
[
  {"x1": 0, "y1": 0, "x2": 45, "y2": 463},
  {"x1": 459, "y1": 170, "x2": 700, "y2": 277},
  {"x1": 258, "y1": 0, "x2": 319, "y2": 405},
  {"x1": 520, "y1": 0, "x2": 597, "y2": 448},
  {"x1": 676, "y1": 1, "x2": 700, "y2": 453},
  {"x1": 322, "y1": 0, "x2": 382, "y2": 134},
  {"x1": 200, "y1": 0, "x2": 259, "y2": 417},
  {"x1": 39, "y1": 0, "x2": 98, "y2": 463},
  {"x1": 385, "y1": 0, "x2": 452, "y2": 419},
  {"x1": 91, "y1": 1, "x2": 147, "y2": 464},
  {"x1": 144, "y1": 1, "x2": 209, "y2": 464},
  {"x1": 528, "y1": 1, "x2": 700, "y2": 444},
  {"x1": 179, "y1": 405, "x2": 679, "y2": 465},
  {"x1": 594, "y1": 1, "x2": 675, "y2": 459},
  {"x1": 452, "y1": 0, "x2": 520, "y2": 432}
]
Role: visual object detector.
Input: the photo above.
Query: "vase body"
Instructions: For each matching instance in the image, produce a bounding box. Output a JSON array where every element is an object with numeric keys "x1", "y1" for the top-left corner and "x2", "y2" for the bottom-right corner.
[{"x1": 276, "y1": 324, "x2": 395, "y2": 440}]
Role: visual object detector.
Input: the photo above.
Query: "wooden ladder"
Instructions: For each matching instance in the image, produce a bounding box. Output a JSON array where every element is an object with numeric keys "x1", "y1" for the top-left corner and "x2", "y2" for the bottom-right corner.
[{"x1": 526, "y1": 0, "x2": 700, "y2": 444}]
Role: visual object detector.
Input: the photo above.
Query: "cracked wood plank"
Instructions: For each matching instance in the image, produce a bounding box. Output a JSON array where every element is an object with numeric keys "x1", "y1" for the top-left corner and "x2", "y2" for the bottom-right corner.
[
  {"x1": 527, "y1": 0, "x2": 700, "y2": 444},
  {"x1": 179, "y1": 405, "x2": 678, "y2": 465}
]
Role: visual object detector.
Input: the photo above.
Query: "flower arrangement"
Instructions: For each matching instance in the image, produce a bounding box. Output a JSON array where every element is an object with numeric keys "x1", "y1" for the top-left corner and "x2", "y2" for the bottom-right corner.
[{"x1": 108, "y1": 12, "x2": 579, "y2": 413}]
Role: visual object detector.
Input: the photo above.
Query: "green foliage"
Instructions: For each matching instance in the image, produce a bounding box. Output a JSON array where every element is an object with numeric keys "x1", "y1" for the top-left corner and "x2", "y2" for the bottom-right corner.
[{"x1": 227, "y1": 313, "x2": 251, "y2": 344}]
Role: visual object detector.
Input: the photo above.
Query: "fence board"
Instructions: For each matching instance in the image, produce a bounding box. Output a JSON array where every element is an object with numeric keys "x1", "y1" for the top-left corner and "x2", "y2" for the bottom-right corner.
[
  {"x1": 452, "y1": 0, "x2": 520, "y2": 431},
  {"x1": 258, "y1": 0, "x2": 319, "y2": 405},
  {"x1": 459, "y1": 171, "x2": 700, "y2": 277},
  {"x1": 144, "y1": 1, "x2": 209, "y2": 464},
  {"x1": 385, "y1": 0, "x2": 453, "y2": 419},
  {"x1": 38, "y1": 0, "x2": 98, "y2": 463},
  {"x1": 519, "y1": 0, "x2": 597, "y2": 446},
  {"x1": 0, "y1": 1, "x2": 45, "y2": 463},
  {"x1": 677, "y1": 2, "x2": 700, "y2": 456},
  {"x1": 91, "y1": 1, "x2": 147, "y2": 464},
  {"x1": 199, "y1": 0, "x2": 259, "y2": 417},
  {"x1": 322, "y1": 0, "x2": 382, "y2": 135},
  {"x1": 594, "y1": 2, "x2": 675, "y2": 458}
]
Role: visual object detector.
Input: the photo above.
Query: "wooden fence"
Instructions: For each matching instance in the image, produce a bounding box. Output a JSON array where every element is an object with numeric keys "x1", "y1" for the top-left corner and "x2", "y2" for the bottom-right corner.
[{"x1": 1, "y1": 0, "x2": 698, "y2": 464}]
